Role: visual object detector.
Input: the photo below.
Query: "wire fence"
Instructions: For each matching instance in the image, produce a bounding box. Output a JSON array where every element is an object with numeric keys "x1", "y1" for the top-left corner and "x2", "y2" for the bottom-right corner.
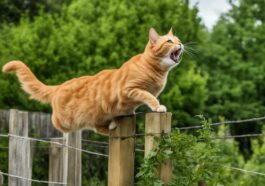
[
  {"x1": 108, "y1": 115, "x2": 265, "y2": 139},
  {"x1": 1, "y1": 114, "x2": 265, "y2": 141},
  {"x1": 1, "y1": 113, "x2": 265, "y2": 184},
  {"x1": 1, "y1": 164, "x2": 265, "y2": 185}
]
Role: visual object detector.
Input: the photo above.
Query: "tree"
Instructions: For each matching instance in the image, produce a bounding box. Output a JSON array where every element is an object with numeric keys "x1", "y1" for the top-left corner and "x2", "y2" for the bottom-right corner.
[
  {"x1": 198, "y1": 0, "x2": 265, "y2": 147},
  {"x1": 0, "y1": 0, "x2": 70, "y2": 24}
]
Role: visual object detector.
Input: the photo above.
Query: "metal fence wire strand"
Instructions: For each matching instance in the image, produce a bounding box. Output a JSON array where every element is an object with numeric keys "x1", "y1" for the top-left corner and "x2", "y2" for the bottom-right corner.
[
  {"x1": 0, "y1": 171, "x2": 67, "y2": 185},
  {"x1": 7, "y1": 134, "x2": 108, "y2": 157},
  {"x1": 213, "y1": 133, "x2": 265, "y2": 139},
  {"x1": 178, "y1": 116, "x2": 265, "y2": 131},
  {"x1": 226, "y1": 166, "x2": 265, "y2": 177}
]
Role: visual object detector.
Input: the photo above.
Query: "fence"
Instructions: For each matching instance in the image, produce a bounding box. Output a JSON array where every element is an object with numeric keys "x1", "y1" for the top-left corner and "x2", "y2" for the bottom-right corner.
[
  {"x1": 0, "y1": 109, "x2": 172, "y2": 186},
  {"x1": 1, "y1": 109, "x2": 265, "y2": 186}
]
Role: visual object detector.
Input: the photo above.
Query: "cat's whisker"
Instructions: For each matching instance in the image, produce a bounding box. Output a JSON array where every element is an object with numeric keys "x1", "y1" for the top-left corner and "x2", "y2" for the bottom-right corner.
[
  {"x1": 185, "y1": 47, "x2": 198, "y2": 53},
  {"x1": 183, "y1": 41, "x2": 197, "y2": 46},
  {"x1": 183, "y1": 48, "x2": 197, "y2": 58},
  {"x1": 182, "y1": 43, "x2": 199, "y2": 59}
]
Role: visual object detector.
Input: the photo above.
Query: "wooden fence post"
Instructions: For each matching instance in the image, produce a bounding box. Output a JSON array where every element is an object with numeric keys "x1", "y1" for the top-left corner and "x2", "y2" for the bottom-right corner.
[
  {"x1": 0, "y1": 172, "x2": 3, "y2": 186},
  {"x1": 49, "y1": 138, "x2": 64, "y2": 186},
  {"x1": 8, "y1": 109, "x2": 32, "y2": 186},
  {"x1": 145, "y1": 112, "x2": 172, "y2": 183},
  {"x1": 63, "y1": 131, "x2": 82, "y2": 186},
  {"x1": 108, "y1": 115, "x2": 136, "y2": 186}
]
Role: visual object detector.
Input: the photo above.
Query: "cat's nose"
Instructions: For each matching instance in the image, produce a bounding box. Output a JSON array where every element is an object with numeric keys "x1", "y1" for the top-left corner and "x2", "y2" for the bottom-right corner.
[
  {"x1": 178, "y1": 44, "x2": 184, "y2": 50},
  {"x1": 176, "y1": 44, "x2": 183, "y2": 50}
]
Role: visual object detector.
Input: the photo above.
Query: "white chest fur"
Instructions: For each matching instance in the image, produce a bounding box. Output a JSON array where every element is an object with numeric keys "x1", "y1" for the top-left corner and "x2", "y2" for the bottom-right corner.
[{"x1": 161, "y1": 57, "x2": 179, "y2": 70}]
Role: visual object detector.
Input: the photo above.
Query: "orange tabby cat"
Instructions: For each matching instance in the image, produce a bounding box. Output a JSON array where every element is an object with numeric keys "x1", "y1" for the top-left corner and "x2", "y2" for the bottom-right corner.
[{"x1": 2, "y1": 28, "x2": 183, "y2": 135}]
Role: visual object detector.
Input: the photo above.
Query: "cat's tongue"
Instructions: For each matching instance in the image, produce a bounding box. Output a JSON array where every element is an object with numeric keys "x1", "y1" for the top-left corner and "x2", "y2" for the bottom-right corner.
[{"x1": 170, "y1": 49, "x2": 181, "y2": 63}]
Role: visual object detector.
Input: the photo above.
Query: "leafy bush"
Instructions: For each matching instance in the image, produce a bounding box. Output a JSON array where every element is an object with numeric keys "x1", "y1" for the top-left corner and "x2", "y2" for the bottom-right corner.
[{"x1": 136, "y1": 116, "x2": 246, "y2": 186}]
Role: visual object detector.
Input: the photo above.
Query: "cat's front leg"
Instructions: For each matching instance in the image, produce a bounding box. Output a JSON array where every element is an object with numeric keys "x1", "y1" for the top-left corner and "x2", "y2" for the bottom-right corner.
[{"x1": 127, "y1": 88, "x2": 167, "y2": 112}]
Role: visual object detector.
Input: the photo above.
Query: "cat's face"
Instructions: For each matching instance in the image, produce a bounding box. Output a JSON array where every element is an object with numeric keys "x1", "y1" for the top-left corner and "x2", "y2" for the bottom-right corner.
[{"x1": 148, "y1": 28, "x2": 184, "y2": 70}]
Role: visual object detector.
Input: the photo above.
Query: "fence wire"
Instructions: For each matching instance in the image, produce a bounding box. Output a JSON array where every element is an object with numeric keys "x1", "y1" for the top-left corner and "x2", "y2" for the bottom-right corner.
[
  {"x1": 226, "y1": 166, "x2": 265, "y2": 177},
  {"x1": 214, "y1": 133, "x2": 265, "y2": 139},
  {"x1": 178, "y1": 116, "x2": 265, "y2": 130},
  {"x1": 0, "y1": 133, "x2": 108, "y2": 157},
  {"x1": 0, "y1": 171, "x2": 67, "y2": 185},
  {"x1": 108, "y1": 115, "x2": 265, "y2": 138}
]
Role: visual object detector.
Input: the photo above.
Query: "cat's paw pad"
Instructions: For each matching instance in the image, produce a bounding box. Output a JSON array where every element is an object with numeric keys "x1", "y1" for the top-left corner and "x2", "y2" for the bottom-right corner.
[
  {"x1": 156, "y1": 105, "x2": 167, "y2": 112},
  {"x1": 109, "y1": 121, "x2": 117, "y2": 130}
]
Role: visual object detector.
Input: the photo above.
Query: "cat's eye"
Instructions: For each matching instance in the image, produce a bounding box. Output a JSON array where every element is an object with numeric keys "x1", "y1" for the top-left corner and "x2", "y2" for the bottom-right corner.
[{"x1": 167, "y1": 40, "x2": 174, "y2": 43}]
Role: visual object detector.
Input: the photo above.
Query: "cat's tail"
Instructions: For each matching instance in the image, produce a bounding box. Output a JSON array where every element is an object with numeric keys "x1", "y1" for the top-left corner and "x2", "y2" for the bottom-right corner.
[{"x1": 2, "y1": 60, "x2": 58, "y2": 103}]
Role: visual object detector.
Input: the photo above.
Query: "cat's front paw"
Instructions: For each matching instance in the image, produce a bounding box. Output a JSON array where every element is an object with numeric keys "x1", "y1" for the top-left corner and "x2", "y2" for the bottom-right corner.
[{"x1": 155, "y1": 105, "x2": 167, "y2": 112}]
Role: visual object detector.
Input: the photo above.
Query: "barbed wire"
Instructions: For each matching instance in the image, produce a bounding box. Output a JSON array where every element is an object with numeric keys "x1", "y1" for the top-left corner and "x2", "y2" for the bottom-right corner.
[
  {"x1": 226, "y1": 166, "x2": 265, "y2": 177},
  {"x1": 0, "y1": 133, "x2": 145, "y2": 154},
  {"x1": 106, "y1": 115, "x2": 265, "y2": 138},
  {"x1": 178, "y1": 116, "x2": 265, "y2": 130},
  {"x1": 2, "y1": 113, "x2": 265, "y2": 140},
  {"x1": 0, "y1": 116, "x2": 264, "y2": 156},
  {"x1": 0, "y1": 171, "x2": 66, "y2": 185},
  {"x1": 81, "y1": 139, "x2": 144, "y2": 152},
  {"x1": 213, "y1": 133, "x2": 265, "y2": 139},
  {"x1": 1, "y1": 132, "x2": 265, "y2": 148},
  {"x1": 82, "y1": 139, "x2": 108, "y2": 145},
  {"x1": 0, "y1": 134, "x2": 108, "y2": 157}
]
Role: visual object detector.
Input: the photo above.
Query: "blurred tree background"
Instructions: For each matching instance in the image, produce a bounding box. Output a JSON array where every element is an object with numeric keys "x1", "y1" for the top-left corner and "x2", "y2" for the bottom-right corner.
[{"x1": 0, "y1": 0, "x2": 265, "y2": 185}]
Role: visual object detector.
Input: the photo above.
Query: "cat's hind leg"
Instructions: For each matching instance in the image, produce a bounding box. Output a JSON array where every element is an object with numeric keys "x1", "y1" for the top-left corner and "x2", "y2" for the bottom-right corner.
[
  {"x1": 94, "y1": 125, "x2": 110, "y2": 136},
  {"x1": 51, "y1": 114, "x2": 71, "y2": 133},
  {"x1": 94, "y1": 120, "x2": 117, "y2": 136}
]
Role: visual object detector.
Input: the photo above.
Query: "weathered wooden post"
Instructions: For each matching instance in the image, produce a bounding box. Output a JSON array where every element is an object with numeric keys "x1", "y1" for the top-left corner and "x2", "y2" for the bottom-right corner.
[
  {"x1": 63, "y1": 131, "x2": 82, "y2": 186},
  {"x1": 0, "y1": 172, "x2": 3, "y2": 186},
  {"x1": 145, "y1": 112, "x2": 172, "y2": 183},
  {"x1": 49, "y1": 138, "x2": 64, "y2": 186},
  {"x1": 8, "y1": 109, "x2": 33, "y2": 186},
  {"x1": 108, "y1": 115, "x2": 136, "y2": 186}
]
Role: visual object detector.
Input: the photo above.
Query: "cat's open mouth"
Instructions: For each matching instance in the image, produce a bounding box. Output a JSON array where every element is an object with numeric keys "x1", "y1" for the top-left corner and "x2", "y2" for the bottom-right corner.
[{"x1": 170, "y1": 48, "x2": 182, "y2": 63}]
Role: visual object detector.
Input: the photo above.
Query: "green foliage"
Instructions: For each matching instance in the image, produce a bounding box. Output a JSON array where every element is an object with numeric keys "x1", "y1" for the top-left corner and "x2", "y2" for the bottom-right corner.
[
  {"x1": 0, "y1": 0, "x2": 70, "y2": 24},
  {"x1": 136, "y1": 116, "x2": 265, "y2": 186},
  {"x1": 137, "y1": 117, "x2": 228, "y2": 186},
  {"x1": 238, "y1": 133, "x2": 265, "y2": 185},
  {"x1": 199, "y1": 0, "x2": 265, "y2": 122}
]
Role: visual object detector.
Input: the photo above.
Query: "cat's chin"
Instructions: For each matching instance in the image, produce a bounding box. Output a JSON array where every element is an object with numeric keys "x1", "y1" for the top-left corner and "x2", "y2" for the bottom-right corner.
[{"x1": 161, "y1": 56, "x2": 180, "y2": 69}]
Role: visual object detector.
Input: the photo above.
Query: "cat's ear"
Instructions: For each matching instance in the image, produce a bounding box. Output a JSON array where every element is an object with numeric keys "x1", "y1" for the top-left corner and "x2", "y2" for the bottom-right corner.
[
  {"x1": 149, "y1": 28, "x2": 159, "y2": 45},
  {"x1": 168, "y1": 27, "x2": 173, "y2": 36}
]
